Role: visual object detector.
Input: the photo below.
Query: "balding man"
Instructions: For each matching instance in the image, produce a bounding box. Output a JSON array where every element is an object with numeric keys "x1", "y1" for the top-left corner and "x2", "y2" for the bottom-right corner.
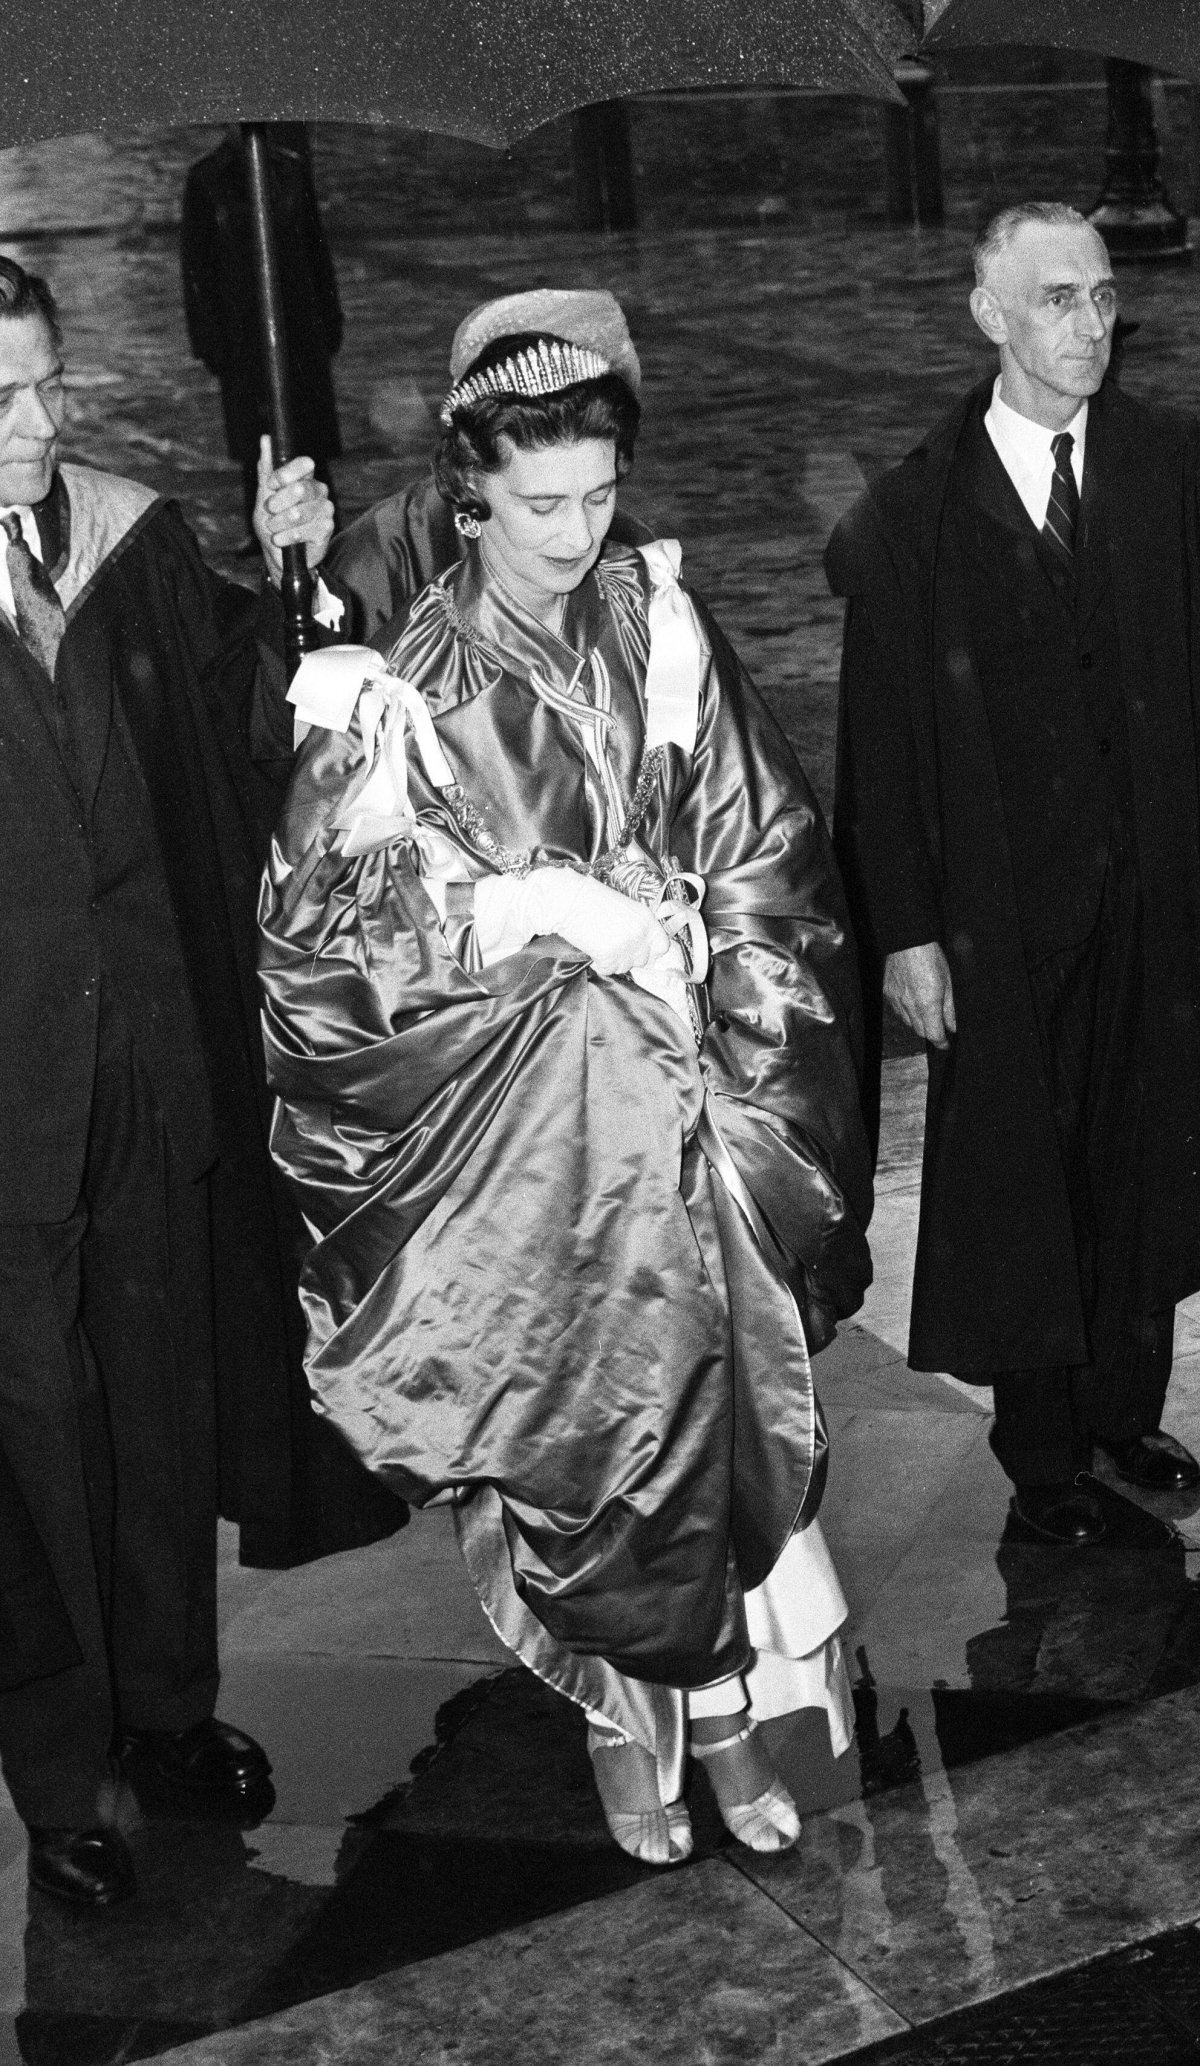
[{"x1": 828, "y1": 201, "x2": 1200, "y2": 1545}]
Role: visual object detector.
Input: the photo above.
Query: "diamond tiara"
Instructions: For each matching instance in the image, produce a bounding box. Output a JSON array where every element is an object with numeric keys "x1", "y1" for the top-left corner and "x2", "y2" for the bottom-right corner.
[{"x1": 440, "y1": 338, "x2": 611, "y2": 426}]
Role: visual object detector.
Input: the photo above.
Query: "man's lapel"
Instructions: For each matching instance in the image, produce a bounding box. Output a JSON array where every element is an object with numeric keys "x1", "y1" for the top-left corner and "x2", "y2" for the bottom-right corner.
[
  {"x1": 1080, "y1": 383, "x2": 1158, "y2": 651},
  {"x1": 58, "y1": 604, "x2": 114, "y2": 813},
  {"x1": 1, "y1": 472, "x2": 114, "y2": 812},
  {"x1": 0, "y1": 613, "x2": 86, "y2": 810},
  {"x1": 1073, "y1": 417, "x2": 1111, "y2": 636}
]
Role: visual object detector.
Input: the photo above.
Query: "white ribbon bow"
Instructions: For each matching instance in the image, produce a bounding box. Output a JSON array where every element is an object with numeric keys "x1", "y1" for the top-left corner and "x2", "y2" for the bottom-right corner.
[
  {"x1": 287, "y1": 646, "x2": 455, "y2": 858},
  {"x1": 638, "y1": 539, "x2": 703, "y2": 759},
  {"x1": 653, "y1": 869, "x2": 710, "y2": 985}
]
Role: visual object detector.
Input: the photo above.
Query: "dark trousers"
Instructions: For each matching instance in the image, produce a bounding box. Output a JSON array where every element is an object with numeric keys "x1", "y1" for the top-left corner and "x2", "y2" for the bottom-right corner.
[
  {"x1": 0, "y1": 985, "x2": 219, "y2": 1827},
  {"x1": 989, "y1": 825, "x2": 1173, "y2": 1487}
]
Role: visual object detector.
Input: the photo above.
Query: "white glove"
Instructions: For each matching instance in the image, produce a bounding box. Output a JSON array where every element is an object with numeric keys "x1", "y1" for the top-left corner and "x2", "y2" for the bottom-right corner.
[{"x1": 475, "y1": 867, "x2": 670, "y2": 976}]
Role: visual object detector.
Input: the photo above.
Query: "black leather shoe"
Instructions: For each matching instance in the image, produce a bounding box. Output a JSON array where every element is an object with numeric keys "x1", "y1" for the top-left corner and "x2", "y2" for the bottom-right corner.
[
  {"x1": 119, "y1": 1717, "x2": 271, "y2": 1800},
  {"x1": 1096, "y1": 1431, "x2": 1200, "y2": 1490},
  {"x1": 1011, "y1": 1481, "x2": 1107, "y2": 1545},
  {"x1": 28, "y1": 1826, "x2": 135, "y2": 1906}
]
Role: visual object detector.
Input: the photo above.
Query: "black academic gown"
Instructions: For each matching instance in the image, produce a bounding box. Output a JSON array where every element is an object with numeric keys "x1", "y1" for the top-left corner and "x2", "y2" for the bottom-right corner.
[
  {"x1": 828, "y1": 379, "x2": 1200, "y2": 1375},
  {"x1": 0, "y1": 466, "x2": 404, "y2": 1688}
]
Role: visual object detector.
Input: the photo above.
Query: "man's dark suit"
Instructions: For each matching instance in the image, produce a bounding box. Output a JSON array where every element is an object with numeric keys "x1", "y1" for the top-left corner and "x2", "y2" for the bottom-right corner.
[{"x1": 828, "y1": 379, "x2": 1200, "y2": 1481}]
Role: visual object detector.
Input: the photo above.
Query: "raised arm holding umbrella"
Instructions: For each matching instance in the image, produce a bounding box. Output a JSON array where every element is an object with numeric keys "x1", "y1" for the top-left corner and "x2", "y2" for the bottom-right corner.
[{"x1": 182, "y1": 125, "x2": 343, "y2": 574}]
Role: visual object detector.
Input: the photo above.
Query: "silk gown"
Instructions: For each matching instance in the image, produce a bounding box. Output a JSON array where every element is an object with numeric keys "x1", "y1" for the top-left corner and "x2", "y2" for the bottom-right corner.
[{"x1": 259, "y1": 537, "x2": 873, "y2": 1790}]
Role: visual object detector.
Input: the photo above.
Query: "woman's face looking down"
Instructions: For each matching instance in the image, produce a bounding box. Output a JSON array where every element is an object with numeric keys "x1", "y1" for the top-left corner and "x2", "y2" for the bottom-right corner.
[{"x1": 474, "y1": 436, "x2": 618, "y2": 624}]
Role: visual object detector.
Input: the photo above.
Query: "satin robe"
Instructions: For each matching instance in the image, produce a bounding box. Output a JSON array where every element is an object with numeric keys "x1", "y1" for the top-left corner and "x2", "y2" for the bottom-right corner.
[{"x1": 260, "y1": 540, "x2": 872, "y2": 1765}]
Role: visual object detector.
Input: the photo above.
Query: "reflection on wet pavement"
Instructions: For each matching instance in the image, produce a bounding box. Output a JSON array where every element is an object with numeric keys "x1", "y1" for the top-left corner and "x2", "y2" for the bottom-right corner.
[
  {"x1": 3, "y1": 86, "x2": 1200, "y2": 2066},
  {"x1": 8, "y1": 1187, "x2": 1200, "y2": 2065}
]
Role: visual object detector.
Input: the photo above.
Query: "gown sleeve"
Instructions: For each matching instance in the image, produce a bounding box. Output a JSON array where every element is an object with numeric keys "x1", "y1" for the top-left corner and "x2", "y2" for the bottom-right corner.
[
  {"x1": 671, "y1": 602, "x2": 874, "y2": 1341},
  {"x1": 258, "y1": 706, "x2": 591, "y2": 1240}
]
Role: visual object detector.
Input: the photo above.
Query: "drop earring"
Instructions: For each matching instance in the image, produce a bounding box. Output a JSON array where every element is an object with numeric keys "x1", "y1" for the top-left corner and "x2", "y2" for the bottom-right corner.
[{"x1": 454, "y1": 510, "x2": 482, "y2": 540}]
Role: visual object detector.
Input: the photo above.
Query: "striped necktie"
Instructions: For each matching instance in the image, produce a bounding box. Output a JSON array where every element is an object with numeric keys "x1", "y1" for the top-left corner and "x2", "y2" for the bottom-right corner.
[
  {"x1": 1042, "y1": 431, "x2": 1079, "y2": 566},
  {"x1": 2, "y1": 509, "x2": 65, "y2": 679}
]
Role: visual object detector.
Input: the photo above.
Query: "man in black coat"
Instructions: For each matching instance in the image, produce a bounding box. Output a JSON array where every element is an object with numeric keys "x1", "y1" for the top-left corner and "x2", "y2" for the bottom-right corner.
[
  {"x1": 0, "y1": 256, "x2": 402, "y2": 1910},
  {"x1": 829, "y1": 201, "x2": 1200, "y2": 1547},
  {"x1": 181, "y1": 125, "x2": 343, "y2": 542}
]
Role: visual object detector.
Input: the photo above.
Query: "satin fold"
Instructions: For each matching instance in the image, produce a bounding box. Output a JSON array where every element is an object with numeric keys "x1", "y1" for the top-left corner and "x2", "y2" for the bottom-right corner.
[{"x1": 259, "y1": 539, "x2": 872, "y2": 1698}]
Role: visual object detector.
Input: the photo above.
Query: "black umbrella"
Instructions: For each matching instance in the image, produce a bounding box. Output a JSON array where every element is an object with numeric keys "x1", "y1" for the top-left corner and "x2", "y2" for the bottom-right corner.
[
  {"x1": 922, "y1": 0, "x2": 1200, "y2": 82},
  {"x1": 8, "y1": 3, "x2": 912, "y2": 152},
  {"x1": 7, "y1": 1, "x2": 917, "y2": 668}
]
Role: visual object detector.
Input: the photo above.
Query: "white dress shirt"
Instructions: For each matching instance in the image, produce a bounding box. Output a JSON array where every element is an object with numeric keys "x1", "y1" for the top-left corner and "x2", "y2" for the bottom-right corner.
[
  {"x1": 983, "y1": 375, "x2": 1087, "y2": 531},
  {"x1": 0, "y1": 503, "x2": 47, "y2": 627}
]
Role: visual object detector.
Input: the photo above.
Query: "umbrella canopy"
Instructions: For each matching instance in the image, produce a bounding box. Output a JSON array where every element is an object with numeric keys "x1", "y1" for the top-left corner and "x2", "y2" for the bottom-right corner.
[
  {"x1": 7, "y1": 0, "x2": 912, "y2": 155},
  {"x1": 922, "y1": 0, "x2": 1200, "y2": 84},
  {"x1": 3, "y1": 0, "x2": 916, "y2": 670}
]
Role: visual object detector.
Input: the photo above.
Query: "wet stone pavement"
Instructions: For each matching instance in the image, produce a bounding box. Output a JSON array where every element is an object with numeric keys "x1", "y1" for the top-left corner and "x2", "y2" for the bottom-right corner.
[{"x1": 4, "y1": 81, "x2": 1200, "y2": 2066}]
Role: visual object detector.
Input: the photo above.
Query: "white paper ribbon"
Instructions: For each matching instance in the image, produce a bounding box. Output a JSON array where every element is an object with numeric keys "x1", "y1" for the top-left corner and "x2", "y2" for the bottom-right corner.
[{"x1": 638, "y1": 539, "x2": 704, "y2": 759}]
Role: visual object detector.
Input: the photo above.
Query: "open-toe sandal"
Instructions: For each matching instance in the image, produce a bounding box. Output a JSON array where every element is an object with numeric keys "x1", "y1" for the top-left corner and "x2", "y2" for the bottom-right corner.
[
  {"x1": 691, "y1": 1718, "x2": 800, "y2": 1855},
  {"x1": 587, "y1": 1725, "x2": 692, "y2": 1867}
]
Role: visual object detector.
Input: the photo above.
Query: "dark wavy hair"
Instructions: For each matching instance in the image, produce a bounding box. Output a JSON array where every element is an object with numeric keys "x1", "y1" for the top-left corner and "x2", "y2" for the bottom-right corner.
[
  {"x1": 0, "y1": 257, "x2": 62, "y2": 350},
  {"x1": 433, "y1": 332, "x2": 641, "y2": 522}
]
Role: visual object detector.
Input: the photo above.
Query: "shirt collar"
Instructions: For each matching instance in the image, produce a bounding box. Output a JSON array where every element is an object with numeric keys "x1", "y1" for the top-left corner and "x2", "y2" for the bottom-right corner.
[
  {"x1": 988, "y1": 375, "x2": 1088, "y2": 472},
  {"x1": 0, "y1": 478, "x2": 67, "y2": 571}
]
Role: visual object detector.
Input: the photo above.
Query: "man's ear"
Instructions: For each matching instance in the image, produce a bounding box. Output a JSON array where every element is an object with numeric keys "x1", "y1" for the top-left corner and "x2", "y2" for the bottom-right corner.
[{"x1": 969, "y1": 284, "x2": 1007, "y2": 347}]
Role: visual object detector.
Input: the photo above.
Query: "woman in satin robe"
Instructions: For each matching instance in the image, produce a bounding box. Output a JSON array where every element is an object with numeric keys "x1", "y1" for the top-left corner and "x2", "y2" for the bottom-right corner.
[{"x1": 259, "y1": 289, "x2": 873, "y2": 1866}]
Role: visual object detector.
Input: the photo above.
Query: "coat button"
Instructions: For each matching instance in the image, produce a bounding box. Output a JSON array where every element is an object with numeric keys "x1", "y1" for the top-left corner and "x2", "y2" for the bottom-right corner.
[
  {"x1": 1079, "y1": 653, "x2": 1095, "y2": 670},
  {"x1": 1098, "y1": 739, "x2": 1111, "y2": 757}
]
